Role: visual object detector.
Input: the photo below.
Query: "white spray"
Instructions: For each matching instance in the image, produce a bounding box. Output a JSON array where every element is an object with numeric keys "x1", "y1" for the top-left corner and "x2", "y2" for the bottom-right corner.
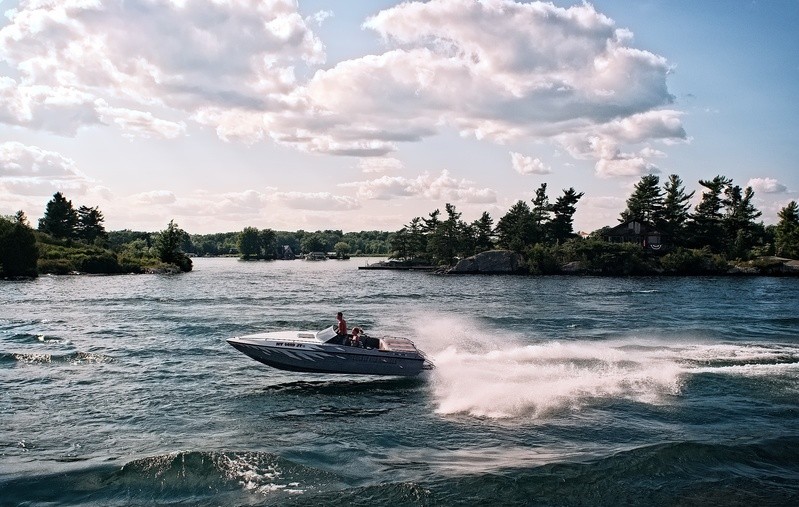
[{"x1": 405, "y1": 313, "x2": 799, "y2": 420}]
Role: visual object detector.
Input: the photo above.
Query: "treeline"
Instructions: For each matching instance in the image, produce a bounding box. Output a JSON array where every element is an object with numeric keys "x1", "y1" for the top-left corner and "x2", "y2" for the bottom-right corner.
[
  {"x1": 227, "y1": 228, "x2": 392, "y2": 259},
  {"x1": 389, "y1": 185, "x2": 584, "y2": 264},
  {"x1": 111, "y1": 229, "x2": 393, "y2": 259},
  {"x1": 388, "y1": 174, "x2": 799, "y2": 273},
  {"x1": 0, "y1": 192, "x2": 192, "y2": 278}
]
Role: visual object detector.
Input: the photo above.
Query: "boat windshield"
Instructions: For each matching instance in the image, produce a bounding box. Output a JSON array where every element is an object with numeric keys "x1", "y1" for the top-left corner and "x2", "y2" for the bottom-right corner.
[{"x1": 316, "y1": 325, "x2": 339, "y2": 343}]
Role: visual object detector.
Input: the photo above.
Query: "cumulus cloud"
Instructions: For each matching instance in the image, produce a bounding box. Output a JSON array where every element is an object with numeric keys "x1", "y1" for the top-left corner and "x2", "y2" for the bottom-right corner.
[
  {"x1": 96, "y1": 101, "x2": 186, "y2": 139},
  {"x1": 747, "y1": 177, "x2": 787, "y2": 194},
  {"x1": 0, "y1": 0, "x2": 686, "y2": 178},
  {"x1": 270, "y1": 191, "x2": 360, "y2": 211},
  {"x1": 0, "y1": 141, "x2": 96, "y2": 196},
  {"x1": 343, "y1": 169, "x2": 496, "y2": 203},
  {"x1": 358, "y1": 157, "x2": 404, "y2": 173},
  {"x1": 133, "y1": 190, "x2": 178, "y2": 206},
  {"x1": 0, "y1": 0, "x2": 324, "y2": 137},
  {"x1": 510, "y1": 151, "x2": 551, "y2": 175}
]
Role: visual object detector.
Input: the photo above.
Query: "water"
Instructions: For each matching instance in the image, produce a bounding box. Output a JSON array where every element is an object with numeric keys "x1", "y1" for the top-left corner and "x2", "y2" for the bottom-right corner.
[{"x1": 1, "y1": 258, "x2": 798, "y2": 506}]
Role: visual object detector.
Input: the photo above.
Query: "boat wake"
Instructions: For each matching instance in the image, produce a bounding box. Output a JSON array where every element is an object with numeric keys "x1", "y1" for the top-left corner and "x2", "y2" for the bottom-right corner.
[{"x1": 410, "y1": 315, "x2": 799, "y2": 419}]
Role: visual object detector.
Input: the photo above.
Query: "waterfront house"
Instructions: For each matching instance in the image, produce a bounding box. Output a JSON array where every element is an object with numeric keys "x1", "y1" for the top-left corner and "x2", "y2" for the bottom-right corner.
[{"x1": 601, "y1": 220, "x2": 665, "y2": 251}]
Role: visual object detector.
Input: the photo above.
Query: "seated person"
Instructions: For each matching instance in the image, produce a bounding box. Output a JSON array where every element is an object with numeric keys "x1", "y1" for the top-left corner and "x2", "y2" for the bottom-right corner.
[{"x1": 350, "y1": 327, "x2": 362, "y2": 347}]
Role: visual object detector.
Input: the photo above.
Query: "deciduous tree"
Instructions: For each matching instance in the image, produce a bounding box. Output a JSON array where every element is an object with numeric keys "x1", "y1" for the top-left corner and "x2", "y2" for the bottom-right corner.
[
  {"x1": 238, "y1": 227, "x2": 261, "y2": 259},
  {"x1": 155, "y1": 220, "x2": 192, "y2": 271}
]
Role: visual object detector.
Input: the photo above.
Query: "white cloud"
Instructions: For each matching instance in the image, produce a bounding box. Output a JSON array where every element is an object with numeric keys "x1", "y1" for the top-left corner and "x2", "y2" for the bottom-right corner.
[
  {"x1": 595, "y1": 154, "x2": 659, "y2": 179},
  {"x1": 510, "y1": 151, "x2": 551, "y2": 175},
  {"x1": 0, "y1": 0, "x2": 683, "y2": 167},
  {"x1": 0, "y1": 141, "x2": 96, "y2": 196},
  {"x1": 270, "y1": 191, "x2": 360, "y2": 211},
  {"x1": 343, "y1": 169, "x2": 496, "y2": 204},
  {"x1": 133, "y1": 190, "x2": 177, "y2": 205},
  {"x1": 747, "y1": 177, "x2": 787, "y2": 194},
  {"x1": 95, "y1": 101, "x2": 186, "y2": 139},
  {"x1": 0, "y1": 0, "x2": 324, "y2": 135},
  {"x1": 358, "y1": 157, "x2": 404, "y2": 173}
]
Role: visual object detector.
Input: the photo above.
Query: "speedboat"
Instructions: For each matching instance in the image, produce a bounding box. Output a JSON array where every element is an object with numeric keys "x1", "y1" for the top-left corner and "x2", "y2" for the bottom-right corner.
[{"x1": 227, "y1": 325, "x2": 434, "y2": 377}]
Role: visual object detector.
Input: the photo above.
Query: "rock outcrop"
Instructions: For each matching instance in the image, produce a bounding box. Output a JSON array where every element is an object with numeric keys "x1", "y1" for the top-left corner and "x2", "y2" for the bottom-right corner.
[
  {"x1": 448, "y1": 250, "x2": 525, "y2": 274},
  {"x1": 728, "y1": 257, "x2": 799, "y2": 276}
]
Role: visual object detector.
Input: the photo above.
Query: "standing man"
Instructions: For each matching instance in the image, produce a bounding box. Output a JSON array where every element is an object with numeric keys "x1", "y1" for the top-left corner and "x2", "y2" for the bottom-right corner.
[{"x1": 336, "y1": 312, "x2": 347, "y2": 337}]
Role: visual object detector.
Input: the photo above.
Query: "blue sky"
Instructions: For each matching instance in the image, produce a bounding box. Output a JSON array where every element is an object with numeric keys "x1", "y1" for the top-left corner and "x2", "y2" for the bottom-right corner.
[{"x1": 0, "y1": 0, "x2": 797, "y2": 234}]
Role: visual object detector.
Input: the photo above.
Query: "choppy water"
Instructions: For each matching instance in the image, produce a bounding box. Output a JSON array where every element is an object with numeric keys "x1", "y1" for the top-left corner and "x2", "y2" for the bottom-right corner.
[{"x1": 1, "y1": 257, "x2": 798, "y2": 506}]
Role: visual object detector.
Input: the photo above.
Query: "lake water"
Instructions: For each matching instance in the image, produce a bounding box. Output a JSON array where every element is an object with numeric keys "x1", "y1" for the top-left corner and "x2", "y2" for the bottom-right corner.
[{"x1": 1, "y1": 257, "x2": 798, "y2": 505}]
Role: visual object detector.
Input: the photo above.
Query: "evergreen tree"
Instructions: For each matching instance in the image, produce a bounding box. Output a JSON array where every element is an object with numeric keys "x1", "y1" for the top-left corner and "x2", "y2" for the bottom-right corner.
[
  {"x1": 723, "y1": 185, "x2": 762, "y2": 259},
  {"x1": 76, "y1": 205, "x2": 107, "y2": 244},
  {"x1": 423, "y1": 209, "x2": 444, "y2": 262},
  {"x1": 0, "y1": 216, "x2": 38, "y2": 278},
  {"x1": 620, "y1": 174, "x2": 663, "y2": 225},
  {"x1": 775, "y1": 201, "x2": 799, "y2": 259},
  {"x1": 660, "y1": 174, "x2": 694, "y2": 243},
  {"x1": 38, "y1": 192, "x2": 78, "y2": 239},
  {"x1": 471, "y1": 211, "x2": 494, "y2": 254},
  {"x1": 688, "y1": 175, "x2": 732, "y2": 252},
  {"x1": 14, "y1": 210, "x2": 29, "y2": 226},
  {"x1": 530, "y1": 183, "x2": 552, "y2": 244},
  {"x1": 407, "y1": 217, "x2": 426, "y2": 260},
  {"x1": 495, "y1": 200, "x2": 535, "y2": 253},
  {"x1": 439, "y1": 203, "x2": 464, "y2": 265},
  {"x1": 389, "y1": 228, "x2": 410, "y2": 261},
  {"x1": 549, "y1": 188, "x2": 584, "y2": 242}
]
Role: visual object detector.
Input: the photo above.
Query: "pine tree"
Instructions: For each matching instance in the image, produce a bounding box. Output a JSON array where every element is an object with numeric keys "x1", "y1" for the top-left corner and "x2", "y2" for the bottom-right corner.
[
  {"x1": 688, "y1": 175, "x2": 732, "y2": 252},
  {"x1": 440, "y1": 203, "x2": 464, "y2": 265},
  {"x1": 775, "y1": 201, "x2": 799, "y2": 259},
  {"x1": 406, "y1": 217, "x2": 426, "y2": 261},
  {"x1": 38, "y1": 192, "x2": 78, "y2": 239},
  {"x1": 76, "y1": 205, "x2": 107, "y2": 244},
  {"x1": 389, "y1": 227, "x2": 410, "y2": 261},
  {"x1": 723, "y1": 185, "x2": 762, "y2": 258},
  {"x1": 660, "y1": 174, "x2": 694, "y2": 243},
  {"x1": 495, "y1": 200, "x2": 534, "y2": 252},
  {"x1": 531, "y1": 183, "x2": 552, "y2": 244},
  {"x1": 620, "y1": 174, "x2": 663, "y2": 225},
  {"x1": 549, "y1": 188, "x2": 584, "y2": 242},
  {"x1": 471, "y1": 211, "x2": 494, "y2": 254}
]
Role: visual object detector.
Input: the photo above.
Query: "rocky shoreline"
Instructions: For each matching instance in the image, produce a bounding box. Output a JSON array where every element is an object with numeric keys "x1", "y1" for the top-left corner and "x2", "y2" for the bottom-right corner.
[{"x1": 445, "y1": 250, "x2": 799, "y2": 276}]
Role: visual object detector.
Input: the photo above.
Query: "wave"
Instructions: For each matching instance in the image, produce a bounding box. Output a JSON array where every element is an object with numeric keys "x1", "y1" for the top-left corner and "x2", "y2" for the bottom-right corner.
[
  {"x1": 422, "y1": 436, "x2": 799, "y2": 507},
  {"x1": 0, "y1": 350, "x2": 114, "y2": 365},
  {"x1": 3, "y1": 439, "x2": 796, "y2": 506},
  {"x1": 1, "y1": 332, "x2": 72, "y2": 345},
  {"x1": 412, "y1": 315, "x2": 799, "y2": 419},
  {"x1": 0, "y1": 450, "x2": 341, "y2": 506}
]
